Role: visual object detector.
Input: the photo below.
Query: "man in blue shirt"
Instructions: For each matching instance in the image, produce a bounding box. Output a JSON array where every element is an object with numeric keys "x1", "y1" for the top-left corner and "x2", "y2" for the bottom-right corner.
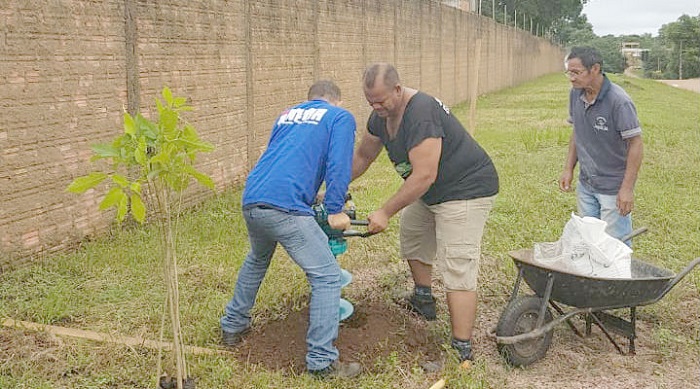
[
  {"x1": 559, "y1": 46, "x2": 644, "y2": 245},
  {"x1": 220, "y1": 80, "x2": 361, "y2": 378}
]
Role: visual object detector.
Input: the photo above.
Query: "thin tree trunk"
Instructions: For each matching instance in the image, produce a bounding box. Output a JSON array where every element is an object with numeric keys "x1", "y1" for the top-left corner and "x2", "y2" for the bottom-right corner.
[{"x1": 154, "y1": 181, "x2": 188, "y2": 388}]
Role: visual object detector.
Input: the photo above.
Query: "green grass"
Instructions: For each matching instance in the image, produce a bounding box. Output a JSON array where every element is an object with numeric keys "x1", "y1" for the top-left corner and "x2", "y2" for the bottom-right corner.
[{"x1": 1, "y1": 73, "x2": 699, "y2": 388}]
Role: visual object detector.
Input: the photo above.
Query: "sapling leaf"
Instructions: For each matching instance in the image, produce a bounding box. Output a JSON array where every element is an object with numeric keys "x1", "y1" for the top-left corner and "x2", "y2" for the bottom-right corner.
[
  {"x1": 183, "y1": 125, "x2": 197, "y2": 140},
  {"x1": 130, "y1": 181, "x2": 142, "y2": 194},
  {"x1": 180, "y1": 138, "x2": 215, "y2": 152},
  {"x1": 140, "y1": 117, "x2": 158, "y2": 141},
  {"x1": 111, "y1": 174, "x2": 130, "y2": 188},
  {"x1": 160, "y1": 110, "x2": 178, "y2": 136},
  {"x1": 156, "y1": 99, "x2": 165, "y2": 117},
  {"x1": 183, "y1": 165, "x2": 215, "y2": 190},
  {"x1": 173, "y1": 97, "x2": 187, "y2": 108},
  {"x1": 150, "y1": 150, "x2": 171, "y2": 166},
  {"x1": 162, "y1": 86, "x2": 173, "y2": 106},
  {"x1": 100, "y1": 187, "x2": 125, "y2": 210},
  {"x1": 116, "y1": 194, "x2": 129, "y2": 222},
  {"x1": 135, "y1": 138, "x2": 148, "y2": 165},
  {"x1": 130, "y1": 193, "x2": 146, "y2": 223},
  {"x1": 123, "y1": 112, "x2": 136, "y2": 135},
  {"x1": 91, "y1": 143, "x2": 120, "y2": 159},
  {"x1": 66, "y1": 172, "x2": 107, "y2": 193}
]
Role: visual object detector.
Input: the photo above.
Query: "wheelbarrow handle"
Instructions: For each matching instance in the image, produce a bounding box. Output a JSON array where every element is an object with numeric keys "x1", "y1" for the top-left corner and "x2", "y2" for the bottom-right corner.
[
  {"x1": 350, "y1": 220, "x2": 369, "y2": 226},
  {"x1": 620, "y1": 227, "x2": 648, "y2": 242},
  {"x1": 655, "y1": 256, "x2": 700, "y2": 302}
]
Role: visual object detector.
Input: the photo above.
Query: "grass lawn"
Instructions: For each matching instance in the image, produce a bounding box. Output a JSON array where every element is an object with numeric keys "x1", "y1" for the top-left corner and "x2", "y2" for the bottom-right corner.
[{"x1": 1, "y1": 73, "x2": 698, "y2": 388}]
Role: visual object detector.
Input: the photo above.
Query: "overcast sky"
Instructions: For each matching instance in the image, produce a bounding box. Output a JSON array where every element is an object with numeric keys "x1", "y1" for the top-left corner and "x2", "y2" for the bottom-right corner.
[{"x1": 582, "y1": 0, "x2": 700, "y2": 37}]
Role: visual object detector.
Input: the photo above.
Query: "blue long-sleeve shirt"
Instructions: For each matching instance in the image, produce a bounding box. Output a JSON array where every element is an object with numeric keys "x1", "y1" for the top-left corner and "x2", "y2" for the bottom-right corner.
[{"x1": 242, "y1": 99, "x2": 356, "y2": 215}]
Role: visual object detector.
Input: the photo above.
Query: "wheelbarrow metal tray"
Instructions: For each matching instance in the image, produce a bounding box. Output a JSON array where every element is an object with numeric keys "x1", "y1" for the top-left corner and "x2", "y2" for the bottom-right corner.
[{"x1": 508, "y1": 249, "x2": 674, "y2": 309}]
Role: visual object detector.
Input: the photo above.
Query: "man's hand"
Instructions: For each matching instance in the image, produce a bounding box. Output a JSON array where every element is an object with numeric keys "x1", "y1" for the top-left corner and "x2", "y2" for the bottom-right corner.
[
  {"x1": 560, "y1": 133, "x2": 577, "y2": 193},
  {"x1": 328, "y1": 212, "x2": 351, "y2": 231},
  {"x1": 367, "y1": 208, "x2": 390, "y2": 234},
  {"x1": 617, "y1": 187, "x2": 634, "y2": 216},
  {"x1": 559, "y1": 169, "x2": 574, "y2": 192},
  {"x1": 315, "y1": 191, "x2": 325, "y2": 203}
]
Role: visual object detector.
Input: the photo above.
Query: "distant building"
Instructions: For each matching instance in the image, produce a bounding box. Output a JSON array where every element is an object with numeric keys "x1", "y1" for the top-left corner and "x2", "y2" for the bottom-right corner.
[{"x1": 620, "y1": 42, "x2": 649, "y2": 69}]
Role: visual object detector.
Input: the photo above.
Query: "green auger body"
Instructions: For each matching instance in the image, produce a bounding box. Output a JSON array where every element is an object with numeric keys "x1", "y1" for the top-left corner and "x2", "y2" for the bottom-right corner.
[{"x1": 312, "y1": 202, "x2": 348, "y2": 256}]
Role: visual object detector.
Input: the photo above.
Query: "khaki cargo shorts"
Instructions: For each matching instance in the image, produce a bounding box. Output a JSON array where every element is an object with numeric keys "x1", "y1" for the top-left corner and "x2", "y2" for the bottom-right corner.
[{"x1": 399, "y1": 196, "x2": 495, "y2": 291}]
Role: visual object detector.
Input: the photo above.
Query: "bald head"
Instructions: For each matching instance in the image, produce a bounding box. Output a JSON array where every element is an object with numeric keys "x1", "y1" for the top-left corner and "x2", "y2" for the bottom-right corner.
[
  {"x1": 308, "y1": 80, "x2": 341, "y2": 103},
  {"x1": 362, "y1": 63, "x2": 401, "y2": 90}
]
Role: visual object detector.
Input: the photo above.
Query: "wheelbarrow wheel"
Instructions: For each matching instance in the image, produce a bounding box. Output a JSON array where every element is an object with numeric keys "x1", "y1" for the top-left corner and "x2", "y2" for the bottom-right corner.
[{"x1": 496, "y1": 295, "x2": 554, "y2": 367}]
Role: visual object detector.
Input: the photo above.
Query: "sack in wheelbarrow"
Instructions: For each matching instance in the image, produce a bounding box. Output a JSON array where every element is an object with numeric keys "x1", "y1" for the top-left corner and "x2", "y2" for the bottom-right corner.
[{"x1": 533, "y1": 213, "x2": 632, "y2": 278}]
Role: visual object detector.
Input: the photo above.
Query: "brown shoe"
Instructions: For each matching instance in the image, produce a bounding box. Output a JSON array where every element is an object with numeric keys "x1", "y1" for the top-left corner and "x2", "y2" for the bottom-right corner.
[
  {"x1": 309, "y1": 361, "x2": 362, "y2": 379},
  {"x1": 221, "y1": 326, "x2": 250, "y2": 347}
]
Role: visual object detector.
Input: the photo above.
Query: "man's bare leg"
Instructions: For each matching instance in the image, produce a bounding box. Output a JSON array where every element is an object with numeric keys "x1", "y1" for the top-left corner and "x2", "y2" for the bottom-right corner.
[
  {"x1": 446, "y1": 290, "x2": 477, "y2": 340},
  {"x1": 407, "y1": 259, "x2": 432, "y2": 286}
]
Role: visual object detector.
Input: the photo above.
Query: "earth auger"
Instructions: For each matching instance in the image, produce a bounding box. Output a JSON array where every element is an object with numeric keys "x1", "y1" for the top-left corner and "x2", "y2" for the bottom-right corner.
[{"x1": 312, "y1": 194, "x2": 373, "y2": 321}]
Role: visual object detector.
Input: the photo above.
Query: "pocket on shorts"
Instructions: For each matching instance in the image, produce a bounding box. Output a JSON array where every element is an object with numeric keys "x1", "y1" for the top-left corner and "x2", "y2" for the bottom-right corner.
[{"x1": 443, "y1": 244, "x2": 480, "y2": 291}]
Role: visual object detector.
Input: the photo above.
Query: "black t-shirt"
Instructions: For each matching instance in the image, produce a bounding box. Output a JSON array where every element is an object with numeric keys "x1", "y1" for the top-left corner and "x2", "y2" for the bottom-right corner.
[{"x1": 367, "y1": 91, "x2": 499, "y2": 205}]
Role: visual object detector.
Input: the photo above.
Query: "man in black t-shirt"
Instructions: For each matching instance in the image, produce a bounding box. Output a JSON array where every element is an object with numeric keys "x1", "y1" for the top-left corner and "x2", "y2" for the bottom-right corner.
[{"x1": 351, "y1": 63, "x2": 499, "y2": 364}]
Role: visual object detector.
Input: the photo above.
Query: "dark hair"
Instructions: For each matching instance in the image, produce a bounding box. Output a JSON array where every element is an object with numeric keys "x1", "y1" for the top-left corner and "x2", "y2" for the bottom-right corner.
[
  {"x1": 362, "y1": 63, "x2": 400, "y2": 90},
  {"x1": 308, "y1": 80, "x2": 341, "y2": 101},
  {"x1": 566, "y1": 46, "x2": 604, "y2": 71}
]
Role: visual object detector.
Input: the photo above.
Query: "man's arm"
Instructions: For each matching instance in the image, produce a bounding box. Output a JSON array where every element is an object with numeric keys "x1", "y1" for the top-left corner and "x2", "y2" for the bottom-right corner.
[
  {"x1": 324, "y1": 111, "x2": 356, "y2": 229},
  {"x1": 351, "y1": 132, "x2": 384, "y2": 181},
  {"x1": 368, "y1": 137, "x2": 441, "y2": 233},
  {"x1": 617, "y1": 135, "x2": 643, "y2": 216},
  {"x1": 328, "y1": 130, "x2": 381, "y2": 231},
  {"x1": 559, "y1": 132, "x2": 578, "y2": 192}
]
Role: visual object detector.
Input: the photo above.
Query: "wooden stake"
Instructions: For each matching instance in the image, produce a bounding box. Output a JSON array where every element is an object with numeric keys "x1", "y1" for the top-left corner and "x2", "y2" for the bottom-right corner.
[
  {"x1": 469, "y1": 38, "x2": 482, "y2": 135},
  {"x1": 429, "y1": 378, "x2": 446, "y2": 389},
  {"x1": 2, "y1": 318, "x2": 231, "y2": 356}
]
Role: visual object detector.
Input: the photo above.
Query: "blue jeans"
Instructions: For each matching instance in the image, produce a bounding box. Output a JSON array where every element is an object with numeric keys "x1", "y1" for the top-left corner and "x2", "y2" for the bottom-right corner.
[
  {"x1": 220, "y1": 206, "x2": 341, "y2": 371},
  {"x1": 577, "y1": 182, "x2": 633, "y2": 246}
]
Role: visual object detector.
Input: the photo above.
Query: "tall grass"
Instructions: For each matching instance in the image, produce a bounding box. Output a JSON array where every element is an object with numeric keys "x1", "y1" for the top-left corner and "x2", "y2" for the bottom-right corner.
[{"x1": 1, "y1": 73, "x2": 698, "y2": 388}]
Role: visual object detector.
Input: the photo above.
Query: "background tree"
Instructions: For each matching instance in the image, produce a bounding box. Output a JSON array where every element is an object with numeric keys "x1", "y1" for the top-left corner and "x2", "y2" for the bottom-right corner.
[
  {"x1": 557, "y1": 14, "x2": 596, "y2": 46},
  {"x1": 659, "y1": 14, "x2": 700, "y2": 79},
  {"x1": 480, "y1": 2, "x2": 698, "y2": 79},
  {"x1": 590, "y1": 35, "x2": 627, "y2": 74},
  {"x1": 643, "y1": 40, "x2": 673, "y2": 79},
  {"x1": 483, "y1": 0, "x2": 588, "y2": 38}
]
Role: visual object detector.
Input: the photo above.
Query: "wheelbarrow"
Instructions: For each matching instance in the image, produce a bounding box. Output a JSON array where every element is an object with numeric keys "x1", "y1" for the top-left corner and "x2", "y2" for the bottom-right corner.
[{"x1": 491, "y1": 228, "x2": 700, "y2": 367}]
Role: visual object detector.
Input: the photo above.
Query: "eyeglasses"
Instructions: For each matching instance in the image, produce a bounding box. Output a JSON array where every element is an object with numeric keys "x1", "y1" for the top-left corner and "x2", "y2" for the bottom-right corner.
[
  {"x1": 368, "y1": 99, "x2": 388, "y2": 108},
  {"x1": 564, "y1": 69, "x2": 588, "y2": 78}
]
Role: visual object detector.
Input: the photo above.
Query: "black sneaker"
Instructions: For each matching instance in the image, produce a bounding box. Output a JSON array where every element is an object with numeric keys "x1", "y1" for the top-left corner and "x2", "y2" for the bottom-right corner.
[
  {"x1": 309, "y1": 361, "x2": 362, "y2": 379},
  {"x1": 398, "y1": 291, "x2": 437, "y2": 321},
  {"x1": 221, "y1": 326, "x2": 250, "y2": 347}
]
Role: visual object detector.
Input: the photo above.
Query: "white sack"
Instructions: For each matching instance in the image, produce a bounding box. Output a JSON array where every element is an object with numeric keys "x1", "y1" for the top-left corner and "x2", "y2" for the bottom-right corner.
[{"x1": 534, "y1": 213, "x2": 632, "y2": 278}]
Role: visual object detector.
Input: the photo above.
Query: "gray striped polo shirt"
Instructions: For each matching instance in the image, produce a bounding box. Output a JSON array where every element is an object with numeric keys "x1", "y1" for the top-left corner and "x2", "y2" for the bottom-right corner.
[{"x1": 568, "y1": 75, "x2": 642, "y2": 194}]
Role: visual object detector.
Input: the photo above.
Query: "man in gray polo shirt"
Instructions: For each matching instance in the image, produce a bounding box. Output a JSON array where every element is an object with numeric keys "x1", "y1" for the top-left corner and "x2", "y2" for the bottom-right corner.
[{"x1": 559, "y1": 46, "x2": 643, "y2": 246}]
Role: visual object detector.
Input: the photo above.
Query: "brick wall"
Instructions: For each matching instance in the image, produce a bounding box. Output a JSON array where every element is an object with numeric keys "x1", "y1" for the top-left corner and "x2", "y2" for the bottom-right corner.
[{"x1": 0, "y1": 0, "x2": 565, "y2": 265}]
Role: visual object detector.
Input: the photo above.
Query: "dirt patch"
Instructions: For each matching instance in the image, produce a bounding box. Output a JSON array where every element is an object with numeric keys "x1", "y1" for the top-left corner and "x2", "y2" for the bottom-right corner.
[
  {"x1": 224, "y1": 252, "x2": 700, "y2": 387},
  {"x1": 657, "y1": 78, "x2": 700, "y2": 93},
  {"x1": 231, "y1": 295, "x2": 444, "y2": 373}
]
